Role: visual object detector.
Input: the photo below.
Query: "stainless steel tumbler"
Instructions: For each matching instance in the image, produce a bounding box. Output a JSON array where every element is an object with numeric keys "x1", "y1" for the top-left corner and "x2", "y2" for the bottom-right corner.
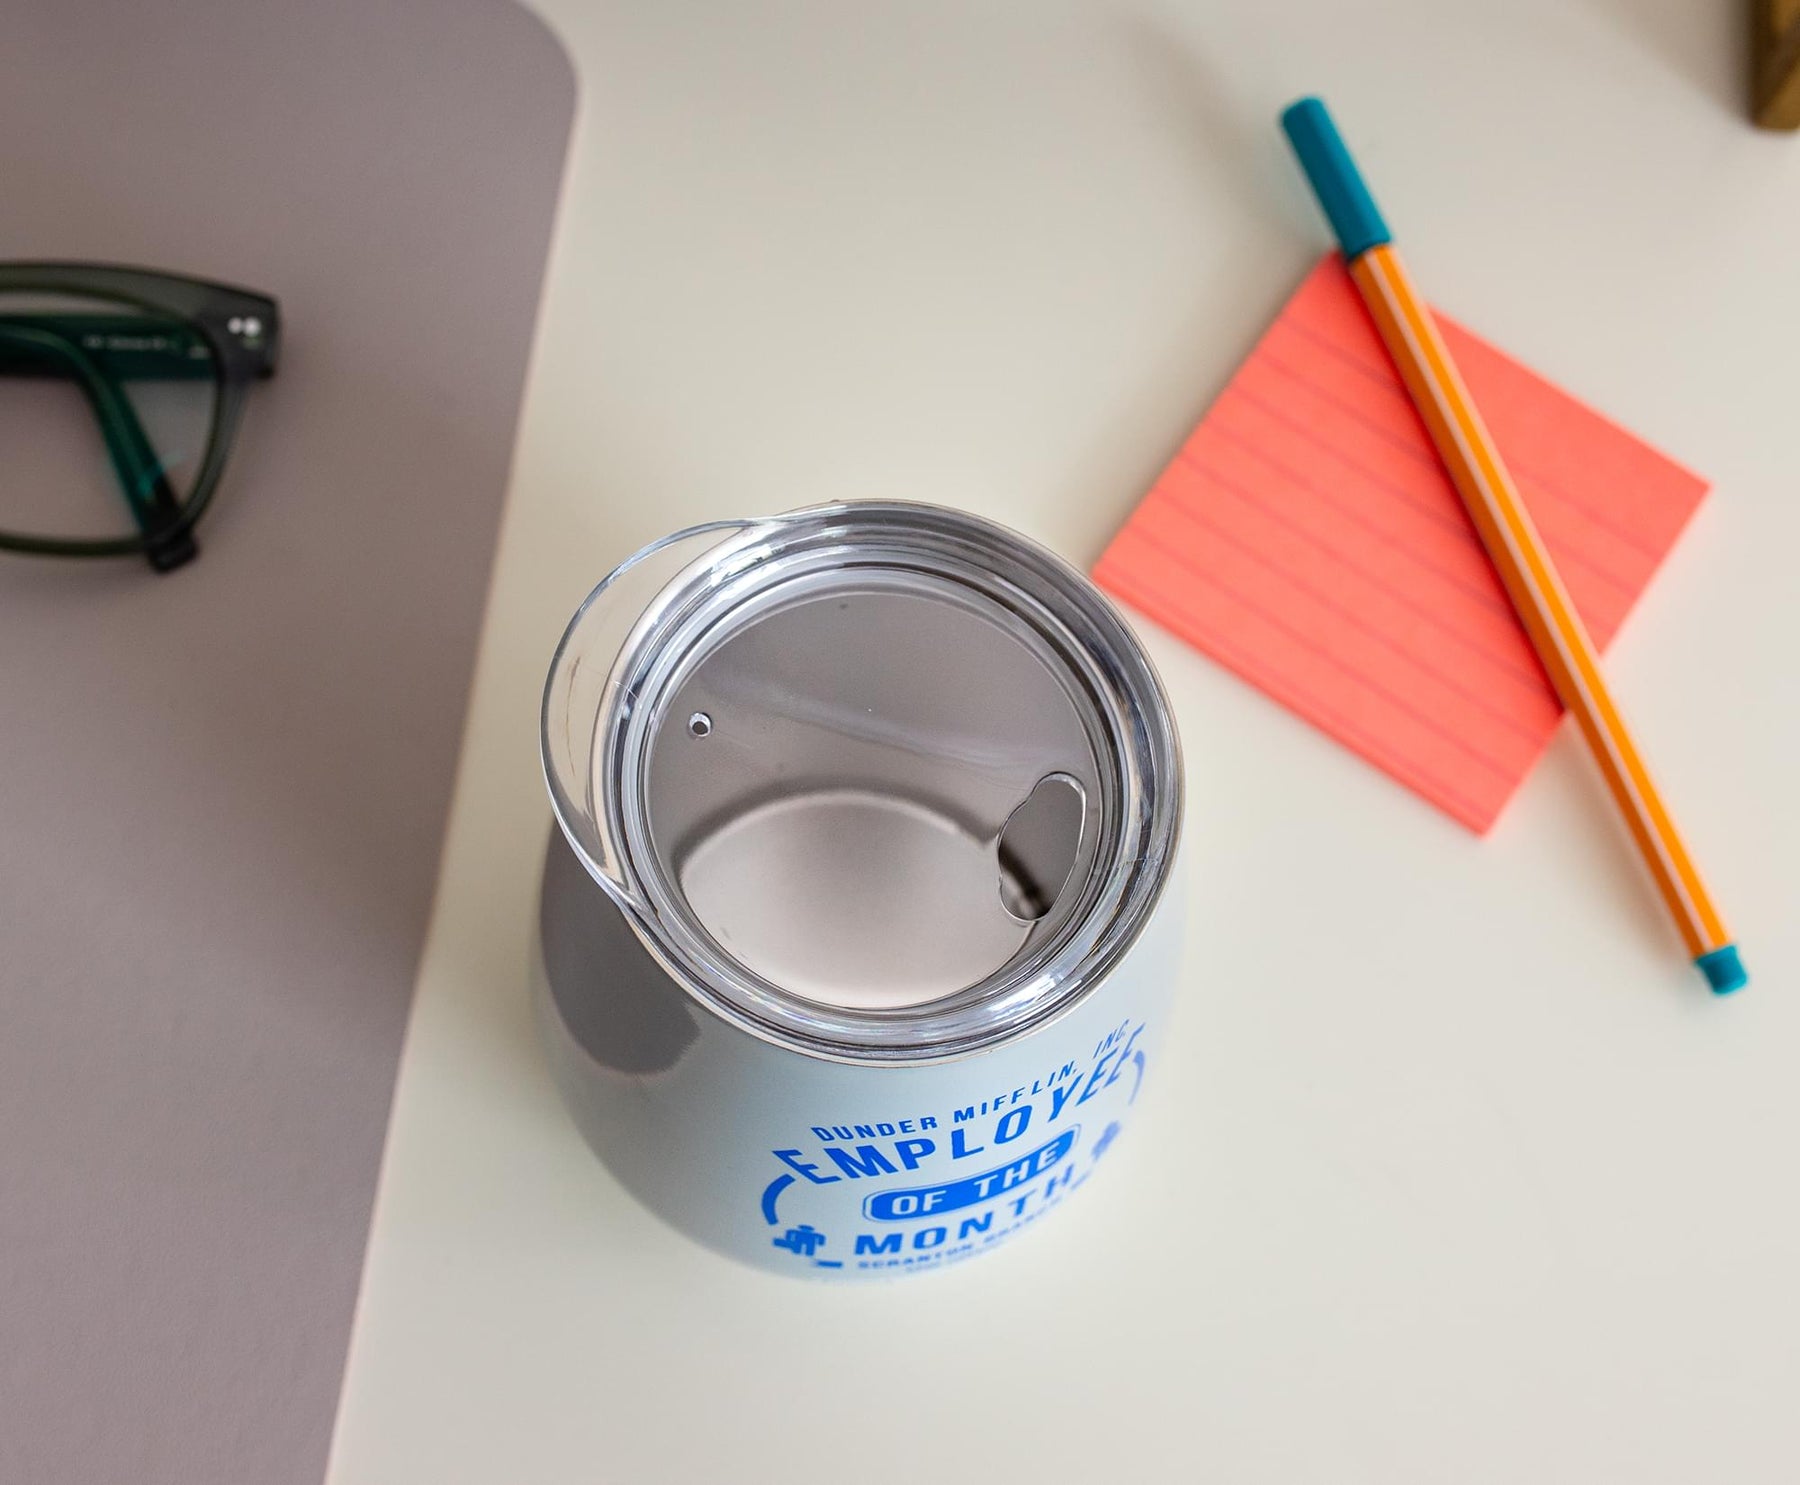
[{"x1": 534, "y1": 501, "x2": 1183, "y2": 1278}]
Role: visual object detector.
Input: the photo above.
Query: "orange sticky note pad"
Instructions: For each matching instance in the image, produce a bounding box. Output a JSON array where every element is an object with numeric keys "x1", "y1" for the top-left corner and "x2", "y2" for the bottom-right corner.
[{"x1": 1094, "y1": 255, "x2": 1708, "y2": 833}]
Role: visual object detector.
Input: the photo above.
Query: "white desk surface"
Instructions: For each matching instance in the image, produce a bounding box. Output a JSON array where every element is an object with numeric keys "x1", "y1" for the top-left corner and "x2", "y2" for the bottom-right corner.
[{"x1": 326, "y1": 2, "x2": 1800, "y2": 1480}]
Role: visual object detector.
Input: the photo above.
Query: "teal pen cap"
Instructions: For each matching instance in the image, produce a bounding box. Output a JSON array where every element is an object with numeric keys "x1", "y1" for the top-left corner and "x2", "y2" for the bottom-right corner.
[
  {"x1": 1280, "y1": 97, "x2": 1392, "y2": 262},
  {"x1": 1695, "y1": 944, "x2": 1748, "y2": 995}
]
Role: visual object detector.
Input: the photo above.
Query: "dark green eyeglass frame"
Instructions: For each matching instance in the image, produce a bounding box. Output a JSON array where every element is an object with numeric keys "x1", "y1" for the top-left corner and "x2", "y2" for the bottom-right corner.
[{"x1": 0, "y1": 263, "x2": 279, "y2": 572}]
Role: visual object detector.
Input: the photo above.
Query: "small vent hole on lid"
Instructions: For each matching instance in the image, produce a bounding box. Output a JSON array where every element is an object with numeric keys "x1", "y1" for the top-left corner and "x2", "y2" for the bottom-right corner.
[{"x1": 997, "y1": 773, "x2": 1085, "y2": 923}]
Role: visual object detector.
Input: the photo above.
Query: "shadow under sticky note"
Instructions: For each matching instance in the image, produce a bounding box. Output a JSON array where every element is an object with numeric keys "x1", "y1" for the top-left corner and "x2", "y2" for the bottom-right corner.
[{"x1": 1095, "y1": 255, "x2": 1708, "y2": 833}]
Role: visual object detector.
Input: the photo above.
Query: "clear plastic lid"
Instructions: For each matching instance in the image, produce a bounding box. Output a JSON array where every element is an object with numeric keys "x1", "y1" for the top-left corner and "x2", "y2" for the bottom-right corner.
[{"x1": 542, "y1": 502, "x2": 1181, "y2": 1064}]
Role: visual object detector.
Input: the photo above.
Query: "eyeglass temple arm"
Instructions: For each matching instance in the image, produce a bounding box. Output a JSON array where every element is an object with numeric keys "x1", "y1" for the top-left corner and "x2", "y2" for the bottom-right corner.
[{"x1": 0, "y1": 317, "x2": 201, "y2": 570}]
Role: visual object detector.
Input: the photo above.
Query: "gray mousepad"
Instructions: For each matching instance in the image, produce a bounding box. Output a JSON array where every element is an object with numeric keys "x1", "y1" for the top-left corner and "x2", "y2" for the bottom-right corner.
[{"x1": 0, "y1": 5, "x2": 573, "y2": 1481}]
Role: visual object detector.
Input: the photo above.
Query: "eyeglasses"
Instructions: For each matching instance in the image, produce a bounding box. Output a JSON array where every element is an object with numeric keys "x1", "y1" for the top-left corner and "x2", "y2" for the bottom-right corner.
[{"x1": 0, "y1": 263, "x2": 279, "y2": 572}]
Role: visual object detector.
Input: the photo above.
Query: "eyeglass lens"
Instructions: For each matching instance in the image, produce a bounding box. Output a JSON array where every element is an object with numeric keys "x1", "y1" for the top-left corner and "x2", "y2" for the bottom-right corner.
[{"x1": 0, "y1": 290, "x2": 219, "y2": 543}]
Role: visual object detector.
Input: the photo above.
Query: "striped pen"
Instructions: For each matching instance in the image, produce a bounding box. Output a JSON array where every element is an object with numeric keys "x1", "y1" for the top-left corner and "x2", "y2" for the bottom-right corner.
[{"x1": 1279, "y1": 96, "x2": 1745, "y2": 994}]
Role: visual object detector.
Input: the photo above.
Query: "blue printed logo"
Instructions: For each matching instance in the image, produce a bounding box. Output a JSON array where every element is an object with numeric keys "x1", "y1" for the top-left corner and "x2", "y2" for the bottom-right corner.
[
  {"x1": 861, "y1": 1128, "x2": 1079, "y2": 1221},
  {"x1": 771, "y1": 1224, "x2": 827, "y2": 1257}
]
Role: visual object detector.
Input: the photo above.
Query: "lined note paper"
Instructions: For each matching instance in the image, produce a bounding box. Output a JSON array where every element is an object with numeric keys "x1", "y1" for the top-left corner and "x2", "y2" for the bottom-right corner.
[{"x1": 1095, "y1": 255, "x2": 1708, "y2": 833}]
